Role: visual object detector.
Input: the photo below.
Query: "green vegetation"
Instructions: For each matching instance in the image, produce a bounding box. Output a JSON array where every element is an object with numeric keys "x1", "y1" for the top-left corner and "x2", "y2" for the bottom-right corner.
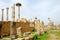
[
  {"x1": 46, "y1": 30, "x2": 60, "y2": 40},
  {"x1": 51, "y1": 28, "x2": 55, "y2": 30},
  {"x1": 0, "y1": 38, "x2": 1, "y2": 39},
  {"x1": 33, "y1": 33, "x2": 49, "y2": 40},
  {"x1": 3, "y1": 35, "x2": 10, "y2": 38},
  {"x1": 50, "y1": 30, "x2": 60, "y2": 36},
  {"x1": 17, "y1": 35, "x2": 25, "y2": 38},
  {"x1": 31, "y1": 29, "x2": 37, "y2": 32},
  {"x1": 31, "y1": 29, "x2": 37, "y2": 34},
  {"x1": 31, "y1": 31, "x2": 36, "y2": 34}
]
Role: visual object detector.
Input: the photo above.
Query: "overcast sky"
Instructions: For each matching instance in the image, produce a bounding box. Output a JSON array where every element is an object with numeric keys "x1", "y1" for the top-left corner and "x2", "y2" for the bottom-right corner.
[{"x1": 0, "y1": 0, "x2": 60, "y2": 25}]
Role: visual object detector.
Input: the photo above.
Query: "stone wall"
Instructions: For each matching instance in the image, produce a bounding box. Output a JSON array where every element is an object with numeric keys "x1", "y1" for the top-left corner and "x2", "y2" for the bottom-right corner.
[{"x1": 0, "y1": 21, "x2": 34, "y2": 36}]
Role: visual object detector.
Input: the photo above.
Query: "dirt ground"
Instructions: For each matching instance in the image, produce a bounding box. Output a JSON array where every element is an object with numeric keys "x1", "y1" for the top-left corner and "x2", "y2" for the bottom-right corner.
[{"x1": 46, "y1": 30, "x2": 60, "y2": 40}]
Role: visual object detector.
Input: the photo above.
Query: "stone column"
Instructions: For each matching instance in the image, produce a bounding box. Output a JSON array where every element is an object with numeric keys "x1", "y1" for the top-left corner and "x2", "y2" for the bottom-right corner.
[
  {"x1": 10, "y1": 4, "x2": 15, "y2": 36},
  {"x1": 2, "y1": 9, "x2": 4, "y2": 21},
  {"x1": 34, "y1": 18, "x2": 40, "y2": 35},
  {"x1": 16, "y1": 3, "x2": 21, "y2": 21},
  {"x1": 6, "y1": 8, "x2": 9, "y2": 21},
  {"x1": 48, "y1": 18, "x2": 54, "y2": 29},
  {"x1": 10, "y1": 22, "x2": 17, "y2": 39},
  {"x1": 18, "y1": 6, "x2": 20, "y2": 19},
  {"x1": 10, "y1": 4, "x2": 16, "y2": 39},
  {"x1": 12, "y1": 4, "x2": 15, "y2": 21}
]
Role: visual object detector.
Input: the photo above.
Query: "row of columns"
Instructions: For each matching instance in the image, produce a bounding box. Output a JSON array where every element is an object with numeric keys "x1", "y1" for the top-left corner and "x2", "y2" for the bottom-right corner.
[
  {"x1": 1, "y1": 8, "x2": 9, "y2": 21},
  {"x1": 1, "y1": 3, "x2": 21, "y2": 22},
  {"x1": 0, "y1": 3, "x2": 21, "y2": 38}
]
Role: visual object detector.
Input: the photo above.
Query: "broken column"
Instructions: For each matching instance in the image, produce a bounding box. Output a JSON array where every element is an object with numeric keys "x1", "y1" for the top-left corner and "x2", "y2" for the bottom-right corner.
[
  {"x1": 10, "y1": 4, "x2": 17, "y2": 39},
  {"x1": 2, "y1": 9, "x2": 4, "y2": 21},
  {"x1": 30, "y1": 19, "x2": 34, "y2": 27},
  {"x1": 6, "y1": 8, "x2": 9, "y2": 21},
  {"x1": 16, "y1": 3, "x2": 21, "y2": 22},
  {"x1": 34, "y1": 17, "x2": 40, "y2": 35},
  {"x1": 40, "y1": 21, "x2": 45, "y2": 34},
  {"x1": 48, "y1": 18, "x2": 54, "y2": 29},
  {"x1": 12, "y1": 4, "x2": 15, "y2": 21}
]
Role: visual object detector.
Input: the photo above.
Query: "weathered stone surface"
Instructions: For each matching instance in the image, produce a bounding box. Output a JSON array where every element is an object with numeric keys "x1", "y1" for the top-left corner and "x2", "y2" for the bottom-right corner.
[
  {"x1": 25, "y1": 37, "x2": 29, "y2": 40},
  {"x1": 2, "y1": 38, "x2": 11, "y2": 40},
  {"x1": 17, "y1": 27, "x2": 22, "y2": 36},
  {"x1": 17, "y1": 38, "x2": 25, "y2": 40},
  {"x1": 23, "y1": 32, "x2": 30, "y2": 37},
  {"x1": 34, "y1": 18, "x2": 40, "y2": 35},
  {"x1": 0, "y1": 21, "x2": 34, "y2": 36}
]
